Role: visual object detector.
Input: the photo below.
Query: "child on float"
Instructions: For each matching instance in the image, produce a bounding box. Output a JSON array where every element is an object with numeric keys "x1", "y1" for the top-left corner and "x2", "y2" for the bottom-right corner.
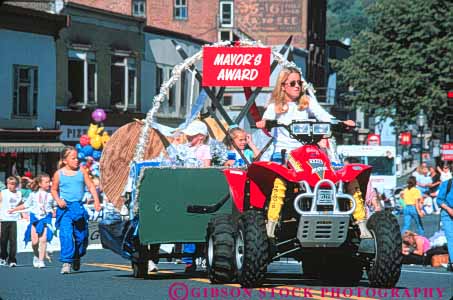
[
  {"x1": 0, "y1": 176, "x2": 22, "y2": 267},
  {"x1": 181, "y1": 120, "x2": 212, "y2": 272},
  {"x1": 51, "y1": 146, "x2": 101, "y2": 274},
  {"x1": 8, "y1": 173, "x2": 54, "y2": 268},
  {"x1": 224, "y1": 126, "x2": 260, "y2": 167}
]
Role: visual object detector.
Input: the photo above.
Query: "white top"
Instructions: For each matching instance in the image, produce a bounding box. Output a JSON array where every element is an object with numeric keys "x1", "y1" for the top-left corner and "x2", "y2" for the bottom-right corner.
[
  {"x1": 440, "y1": 171, "x2": 452, "y2": 182},
  {"x1": 0, "y1": 189, "x2": 22, "y2": 221},
  {"x1": 24, "y1": 190, "x2": 54, "y2": 218}
]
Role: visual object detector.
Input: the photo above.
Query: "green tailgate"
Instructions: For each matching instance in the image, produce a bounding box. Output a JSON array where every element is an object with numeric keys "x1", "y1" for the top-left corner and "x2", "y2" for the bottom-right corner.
[{"x1": 138, "y1": 167, "x2": 231, "y2": 244}]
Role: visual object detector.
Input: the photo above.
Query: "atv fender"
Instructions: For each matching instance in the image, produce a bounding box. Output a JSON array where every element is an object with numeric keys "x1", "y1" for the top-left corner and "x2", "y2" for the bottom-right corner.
[
  {"x1": 336, "y1": 164, "x2": 372, "y2": 197},
  {"x1": 223, "y1": 169, "x2": 266, "y2": 212}
]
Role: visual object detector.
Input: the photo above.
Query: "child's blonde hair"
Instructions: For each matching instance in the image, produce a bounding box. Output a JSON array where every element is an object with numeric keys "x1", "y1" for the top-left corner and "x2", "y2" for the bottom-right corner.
[
  {"x1": 58, "y1": 146, "x2": 76, "y2": 169},
  {"x1": 6, "y1": 176, "x2": 18, "y2": 185},
  {"x1": 226, "y1": 127, "x2": 246, "y2": 149},
  {"x1": 29, "y1": 173, "x2": 50, "y2": 192}
]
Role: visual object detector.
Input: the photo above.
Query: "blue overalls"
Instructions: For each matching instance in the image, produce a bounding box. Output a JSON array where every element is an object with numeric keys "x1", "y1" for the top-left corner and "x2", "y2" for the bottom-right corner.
[{"x1": 56, "y1": 170, "x2": 89, "y2": 263}]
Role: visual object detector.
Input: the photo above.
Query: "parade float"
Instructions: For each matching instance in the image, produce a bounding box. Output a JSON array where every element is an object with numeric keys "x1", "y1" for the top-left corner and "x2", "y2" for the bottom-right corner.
[{"x1": 98, "y1": 38, "x2": 402, "y2": 287}]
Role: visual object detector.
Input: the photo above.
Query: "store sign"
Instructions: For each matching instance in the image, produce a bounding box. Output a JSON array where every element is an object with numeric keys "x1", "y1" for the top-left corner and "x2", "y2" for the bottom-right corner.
[
  {"x1": 60, "y1": 125, "x2": 118, "y2": 142},
  {"x1": 442, "y1": 143, "x2": 453, "y2": 161},
  {"x1": 202, "y1": 46, "x2": 271, "y2": 87},
  {"x1": 367, "y1": 133, "x2": 381, "y2": 146}
]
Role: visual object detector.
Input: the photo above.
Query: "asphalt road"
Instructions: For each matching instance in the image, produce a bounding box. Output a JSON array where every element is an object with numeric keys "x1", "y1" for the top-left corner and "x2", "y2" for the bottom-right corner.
[{"x1": 0, "y1": 214, "x2": 452, "y2": 300}]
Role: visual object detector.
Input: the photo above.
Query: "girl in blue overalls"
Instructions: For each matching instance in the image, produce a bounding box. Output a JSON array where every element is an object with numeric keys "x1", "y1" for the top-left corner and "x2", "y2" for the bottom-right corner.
[{"x1": 51, "y1": 146, "x2": 101, "y2": 274}]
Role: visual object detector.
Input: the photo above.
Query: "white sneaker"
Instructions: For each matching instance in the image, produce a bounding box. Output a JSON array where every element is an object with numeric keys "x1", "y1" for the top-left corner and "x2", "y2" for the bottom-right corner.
[
  {"x1": 60, "y1": 263, "x2": 71, "y2": 274},
  {"x1": 0, "y1": 259, "x2": 7, "y2": 266},
  {"x1": 33, "y1": 256, "x2": 39, "y2": 268},
  {"x1": 148, "y1": 261, "x2": 158, "y2": 272},
  {"x1": 9, "y1": 262, "x2": 17, "y2": 267},
  {"x1": 37, "y1": 260, "x2": 46, "y2": 268}
]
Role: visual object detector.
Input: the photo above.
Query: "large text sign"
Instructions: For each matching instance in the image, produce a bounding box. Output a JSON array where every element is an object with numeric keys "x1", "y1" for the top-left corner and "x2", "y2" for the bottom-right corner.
[
  {"x1": 442, "y1": 143, "x2": 453, "y2": 161},
  {"x1": 202, "y1": 47, "x2": 271, "y2": 87}
]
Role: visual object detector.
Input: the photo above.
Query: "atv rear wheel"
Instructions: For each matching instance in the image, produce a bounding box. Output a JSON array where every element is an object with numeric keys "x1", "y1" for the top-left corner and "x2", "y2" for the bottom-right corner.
[
  {"x1": 206, "y1": 215, "x2": 236, "y2": 283},
  {"x1": 132, "y1": 261, "x2": 148, "y2": 278},
  {"x1": 236, "y1": 210, "x2": 269, "y2": 288},
  {"x1": 366, "y1": 211, "x2": 402, "y2": 287}
]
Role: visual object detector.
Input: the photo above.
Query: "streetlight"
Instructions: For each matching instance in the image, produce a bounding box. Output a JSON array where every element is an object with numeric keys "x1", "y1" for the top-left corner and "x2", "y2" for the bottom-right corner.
[{"x1": 416, "y1": 110, "x2": 427, "y2": 163}]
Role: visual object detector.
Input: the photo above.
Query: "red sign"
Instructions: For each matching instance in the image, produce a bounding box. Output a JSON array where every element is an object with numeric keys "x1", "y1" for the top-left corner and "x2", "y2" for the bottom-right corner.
[
  {"x1": 442, "y1": 143, "x2": 453, "y2": 161},
  {"x1": 399, "y1": 131, "x2": 412, "y2": 146},
  {"x1": 367, "y1": 133, "x2": 381, "y2": 145},
  {"x1": 202, "y1": 46, "x2": 271, "y2": 87}
]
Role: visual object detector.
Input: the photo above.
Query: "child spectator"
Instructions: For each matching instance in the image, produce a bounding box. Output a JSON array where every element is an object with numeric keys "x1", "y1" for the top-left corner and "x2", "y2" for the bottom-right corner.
[
  {"x1": 0, "y1": 176, "x2": 22, "y2": 267},
  {"x1": 224, "y1": 127, "x2": 260, "y2": 167},
  {"x1": 400, "y1": 176, "x2": 425, "y2": 236},
  {"x1": 51, "y1": 146, "x2": 101, "y2": 274},
  {"x1": 8, "y1": 173, "x2": 54, "y2": 268}
]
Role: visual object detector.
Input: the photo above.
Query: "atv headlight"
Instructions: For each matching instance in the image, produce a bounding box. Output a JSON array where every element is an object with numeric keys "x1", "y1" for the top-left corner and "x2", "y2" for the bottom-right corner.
[
  {"x1": 312, "y1": 124, "x2": 331, "y2": 135},
  {"x1": 291, "y1": 123, "x2": 311, "y2": 135}
]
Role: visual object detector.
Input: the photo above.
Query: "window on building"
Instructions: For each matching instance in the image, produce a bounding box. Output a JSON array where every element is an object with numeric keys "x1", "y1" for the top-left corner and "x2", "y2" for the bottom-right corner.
[
  {"x1": 222, "y1": 95, "x2": 232, "y2": 106},
  {"x1": 132, "y1": 0, "x2": 145, "y2": 17},
  {"x1": 111, "y1": 55, "x2": 137, "y2": 109},
  {"x1": 174, "y1": 0, "x2": 187, "y2": 20},
  {"x1": 12, "y1": 65, "x2": 38, "y2": 117},
  {"x1": 220, "y1": 1, "x2": 233, "y2": 27},
  {"x1": 219, "y1": 30, "x2": 232, "y2": 41},
  {"x1": 68, "y1": 50, "x2": 97, "y2": 107}
]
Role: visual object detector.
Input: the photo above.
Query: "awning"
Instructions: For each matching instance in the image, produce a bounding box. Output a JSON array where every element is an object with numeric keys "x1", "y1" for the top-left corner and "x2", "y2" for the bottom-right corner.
[{"x1": 0, "y1": 142, "x2": 67, "y2": 153}]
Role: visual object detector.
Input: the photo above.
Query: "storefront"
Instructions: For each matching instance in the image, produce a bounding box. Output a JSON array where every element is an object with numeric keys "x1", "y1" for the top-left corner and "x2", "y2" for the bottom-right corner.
[{"x1": 0, "y1": 130, "x2": 65, "y2": 183}]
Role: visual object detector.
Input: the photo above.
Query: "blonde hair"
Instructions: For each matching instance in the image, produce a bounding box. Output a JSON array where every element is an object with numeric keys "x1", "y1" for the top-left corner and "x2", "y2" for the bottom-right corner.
[
  {"x1": 58, "y1": 146, "x2": 76, "y2": 169},
  {"x1": 270, "y1": 67, "x2": 308, "y2": 113},
  {"x1": 29, "y1": 173, "x2": 50, "y2": 192},
  {"x1": 6, "y1": 176, "x2": 18, "y2": 185},
  {"x1": 226, "y1": 127, "x2": 246, "y2": 149},
  {"x1": 402, "y1": 230, "x2": 417, "y2": 246}
]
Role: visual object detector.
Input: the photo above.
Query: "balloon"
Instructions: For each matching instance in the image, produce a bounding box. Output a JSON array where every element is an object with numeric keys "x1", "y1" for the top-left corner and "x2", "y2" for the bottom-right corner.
[
  {"x1": 93, "y1": 150, "x2": 102, "y2": 161},
  {"x1": 101, "y1": 132, "x2": 110, "y2": 147},
  {"x1": 75, "y1": 143, "x2": 83, "y2": 151},
  {"x1": 90, "y1": 135, "x2": 103, "y2": 150},
  {"x1": 77, "y1": 152, "x2": 86, "y2": 161},
  {"x1": 80, "y1": 135, "x2": 90, "y2": 147},
  {"x1": 87, "y1": 123, "x2": 104, "y2": 139},
  {"x1": 82, "y1": 145, "x2": 93, "y2": 157},
  {"x1": 91, "y1": 109, "x2": 107, "y2": 123}
]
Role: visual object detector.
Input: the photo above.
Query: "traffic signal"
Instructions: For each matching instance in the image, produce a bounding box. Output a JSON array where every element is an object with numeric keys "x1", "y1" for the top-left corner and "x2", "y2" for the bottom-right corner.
[{"x1": 446, "y1": 82, "x2": 453, "y2": 122}]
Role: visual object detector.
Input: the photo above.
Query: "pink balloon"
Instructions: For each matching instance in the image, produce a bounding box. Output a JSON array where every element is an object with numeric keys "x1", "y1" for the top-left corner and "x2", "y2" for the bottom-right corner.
[
  {"x1": 91, "y1": 108, "x2": 107, "y2": 123},
  {"x1": 80, "y1": 134, "x2": 90, "y2": 147}
]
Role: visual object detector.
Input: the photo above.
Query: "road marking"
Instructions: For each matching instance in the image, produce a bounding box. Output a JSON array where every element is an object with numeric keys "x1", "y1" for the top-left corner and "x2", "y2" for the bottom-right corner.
[
  {"x1": 402, "y1": 269, "x2": 452, "y2": 275},
  {"x1": 86, "y1": 263, "x2": 378, "y2": 300}
]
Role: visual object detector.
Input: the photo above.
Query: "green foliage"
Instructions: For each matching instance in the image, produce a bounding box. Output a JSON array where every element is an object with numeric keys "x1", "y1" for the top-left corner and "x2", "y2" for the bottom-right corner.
[
  {"x1": 327, "y1": 0, "x2": 375, "y2": 40},
  {"x1": 333, "y1": 0, "x2": 453, "y2": 130}
]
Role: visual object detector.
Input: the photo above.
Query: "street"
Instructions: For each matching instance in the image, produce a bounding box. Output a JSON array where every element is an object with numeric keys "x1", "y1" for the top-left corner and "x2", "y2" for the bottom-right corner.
[{"x1": 1, "y1": 215, "x2": 452, "y2": 300}]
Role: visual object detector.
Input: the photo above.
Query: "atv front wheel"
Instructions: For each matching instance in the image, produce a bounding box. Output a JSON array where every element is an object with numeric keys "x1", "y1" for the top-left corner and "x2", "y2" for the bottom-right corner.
[
  {"x1": 236, "y1": 210, "x2": 269, "y2": 288},
  {"x1": 367, "y1": 211, "x2": 402, "y2": 287},
  {"x1": 206, "y1": 215, "x2": 236, "y2": 283}
]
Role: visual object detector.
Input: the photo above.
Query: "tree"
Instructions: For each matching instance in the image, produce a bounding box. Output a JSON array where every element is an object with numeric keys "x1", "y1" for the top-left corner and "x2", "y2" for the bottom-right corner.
[
  {"x1": 333, "y1": 0, "x2": 453, "y2": 130},
  {"x1": 327, "y1": 0, "x2": 375, "y2": 40}
]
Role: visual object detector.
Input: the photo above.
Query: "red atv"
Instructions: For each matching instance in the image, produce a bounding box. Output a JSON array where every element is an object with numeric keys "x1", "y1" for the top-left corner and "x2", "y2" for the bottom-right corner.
[{"x1": 205, "y1": 120, "x2": 402, "y2": 288}]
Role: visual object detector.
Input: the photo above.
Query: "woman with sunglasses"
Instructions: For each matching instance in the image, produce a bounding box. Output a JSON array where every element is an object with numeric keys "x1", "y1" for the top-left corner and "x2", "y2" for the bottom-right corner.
[
  {"x1": 256, "y1": 67, "x2": 355, "y2": 159},
  {"x1": 438, "y1": 163, "x2": 452, "y2": 182}
]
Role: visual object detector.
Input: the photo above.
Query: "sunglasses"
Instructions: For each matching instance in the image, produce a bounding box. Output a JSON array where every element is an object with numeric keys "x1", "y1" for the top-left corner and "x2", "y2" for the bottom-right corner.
[{"x1": 284, "y1": 80, "x2": 303, "y2": 87}]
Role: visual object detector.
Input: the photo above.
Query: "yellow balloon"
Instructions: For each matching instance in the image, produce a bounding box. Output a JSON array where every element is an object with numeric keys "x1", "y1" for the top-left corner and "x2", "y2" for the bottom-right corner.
[
  {"x1": 101, "y1": 132, "x2": 110, "y2": 146},
  {"x1": 87, "y1": 124, "x2": 99, "y2": 139},
  {"x1": 90, "y1": 134, "x2": 103, "y2": 150}
]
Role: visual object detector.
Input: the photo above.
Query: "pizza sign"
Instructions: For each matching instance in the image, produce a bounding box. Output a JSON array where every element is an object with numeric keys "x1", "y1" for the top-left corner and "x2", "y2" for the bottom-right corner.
[{"x1": 202, "y1": 46, "x2": 271, "y2": 87}]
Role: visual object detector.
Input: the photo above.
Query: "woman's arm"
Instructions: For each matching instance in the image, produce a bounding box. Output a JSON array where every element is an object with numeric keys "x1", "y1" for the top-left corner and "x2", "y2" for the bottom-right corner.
[
  {"x1": 307, "y1": 94, "x2": 334, "y2": 122},
  {"x1": 82, "y1": 168, "x2": 101, "y2": 211},
  {"x1": 51, "y1": 171, "x2": 66, "y2": 209},
  {"x1": 8, "y1": 203, "x2": 26, "y2": 213}
]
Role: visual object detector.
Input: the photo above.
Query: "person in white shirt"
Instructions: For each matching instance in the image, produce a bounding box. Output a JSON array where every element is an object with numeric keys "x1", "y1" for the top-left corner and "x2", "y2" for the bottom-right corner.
[
  {"x1": 438, "y1": 163, "x2": 452, "y2": 182},
  {"x1": 256, "y1": 67, "x2": 355, "y2": 159},
  {"x1": 0, "y1": 176, "x2": 22, "y2": 267},
  {"x1": 9, "y1": 173, "x2": 55, "y2": 268}
]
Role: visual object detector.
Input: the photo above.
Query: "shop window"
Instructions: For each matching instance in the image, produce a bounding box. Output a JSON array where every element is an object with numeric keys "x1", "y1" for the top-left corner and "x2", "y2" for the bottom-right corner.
[
  {"x1": 219, "y1": 30, "x2": 232, "y2": 41},
  {"x1": 223, "y1": 95, "x2": 232, "y2": 106},
  {"x1": 68, "y1": 50, "x2": 97, "y2": 107},
  {"x1": 174, "y1": 0, "x2": 187, "y2": 20},
  {"x1": 132, "y1": 0, "x2": 146, "y2": 17},
  {"x1": 219, "y1": 1, "x2": 233, "y2": 27},
  {"x1": 111, "y1": 55, "x2": 137, "y2": 110},
  {"x1": 12, "y1": 65, "x2": 38, "y2": 118}
]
